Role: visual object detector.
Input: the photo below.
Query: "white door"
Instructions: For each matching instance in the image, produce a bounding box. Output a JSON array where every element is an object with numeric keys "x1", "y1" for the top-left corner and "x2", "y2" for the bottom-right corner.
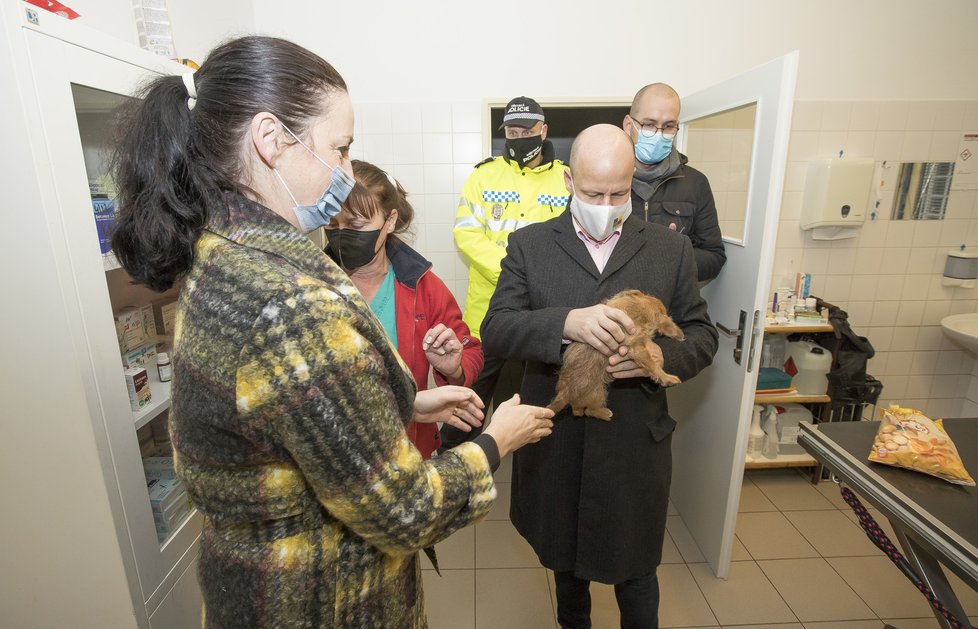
[{"x1": 668, "y1": 52, "x2": 798, "y2": 578}]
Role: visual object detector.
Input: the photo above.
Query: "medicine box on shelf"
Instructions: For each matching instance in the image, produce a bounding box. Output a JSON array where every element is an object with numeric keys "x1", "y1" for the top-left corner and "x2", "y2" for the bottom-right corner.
[
  {"x1": 152, "y1": 298, "x2": 177, "y2": 336},
  {"x1": 142, "y1": 456, "x2": 176, "y2": 481},
  {"x1": 125, "y1": 367, "x2": 151, "y2": 412}
]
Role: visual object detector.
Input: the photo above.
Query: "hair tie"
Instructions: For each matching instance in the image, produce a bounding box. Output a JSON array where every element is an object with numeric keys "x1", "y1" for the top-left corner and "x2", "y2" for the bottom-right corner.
[
  {"x1": 182, "y1": 73, "x2": 198, "y2": 111},
  {"x1": 385, "y1": 171, "x2": 397, "y2": 187}
]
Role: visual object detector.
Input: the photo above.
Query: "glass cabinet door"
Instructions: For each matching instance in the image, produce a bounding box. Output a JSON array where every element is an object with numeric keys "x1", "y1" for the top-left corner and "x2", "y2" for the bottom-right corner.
[{"x1": 24, "y1": 26, "x2": 200, "y2": 613}]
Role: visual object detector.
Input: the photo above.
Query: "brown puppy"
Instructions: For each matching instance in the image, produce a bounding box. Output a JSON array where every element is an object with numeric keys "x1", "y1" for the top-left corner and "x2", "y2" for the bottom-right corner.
[{"x1": 548, "y1": 290, "x2": 685, "y2": 420}]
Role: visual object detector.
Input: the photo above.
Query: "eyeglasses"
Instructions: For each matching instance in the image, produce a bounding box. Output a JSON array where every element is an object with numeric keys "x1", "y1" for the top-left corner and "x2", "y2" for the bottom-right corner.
[{"x1": 628, "y1": 115, "x2": 679, "y2": 139}]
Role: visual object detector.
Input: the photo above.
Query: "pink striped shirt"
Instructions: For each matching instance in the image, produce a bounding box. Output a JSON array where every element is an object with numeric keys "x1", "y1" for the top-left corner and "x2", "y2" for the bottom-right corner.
[{"x1": 572, "y1": 216, "x2": 622, "y2": 273}]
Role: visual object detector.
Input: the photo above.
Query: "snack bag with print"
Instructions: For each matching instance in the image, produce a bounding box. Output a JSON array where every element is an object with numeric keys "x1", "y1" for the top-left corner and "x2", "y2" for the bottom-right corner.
[{"x1": 868, "y1": 405, "x2": 975, "y2": 486}]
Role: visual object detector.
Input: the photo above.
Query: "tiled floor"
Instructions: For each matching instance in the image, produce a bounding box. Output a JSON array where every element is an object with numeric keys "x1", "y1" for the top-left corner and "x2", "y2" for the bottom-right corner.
[{"x1": 421, "y1": 458, "x2": 978, "y2": 628}]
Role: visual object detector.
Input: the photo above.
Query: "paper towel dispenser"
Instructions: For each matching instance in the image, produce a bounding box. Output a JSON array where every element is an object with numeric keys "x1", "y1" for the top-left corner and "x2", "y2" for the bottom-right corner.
[{"x1": 800, "y1": 158, "x2": 875, "y2": 240}]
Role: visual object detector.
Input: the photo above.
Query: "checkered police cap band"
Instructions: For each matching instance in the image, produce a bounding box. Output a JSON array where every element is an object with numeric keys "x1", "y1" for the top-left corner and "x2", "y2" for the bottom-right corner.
[{"x1": 502, "y1": 111, "x2": 545, "y2": 125}]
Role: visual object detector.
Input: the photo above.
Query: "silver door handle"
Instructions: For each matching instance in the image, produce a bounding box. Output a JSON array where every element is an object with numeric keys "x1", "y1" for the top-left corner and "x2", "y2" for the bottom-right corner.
[
  {"x1": 717, "y1": 311, "x2": 747, "y2": 364},
  {"x1": 717, "y1": 322, "x2": 742, "y2": 337}
]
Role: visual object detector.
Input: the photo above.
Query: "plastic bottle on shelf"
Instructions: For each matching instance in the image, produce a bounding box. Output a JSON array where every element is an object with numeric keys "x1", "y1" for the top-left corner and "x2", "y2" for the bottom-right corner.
[
  {"x1": 748, "y1": 405, "x2": 765, "y2": 458},
  {"x1": 156, "y1": 352, "x2": 172, "y2": 383},
  {"x1": 761, "y1": 405, "x2": 780, "y2": 459}
]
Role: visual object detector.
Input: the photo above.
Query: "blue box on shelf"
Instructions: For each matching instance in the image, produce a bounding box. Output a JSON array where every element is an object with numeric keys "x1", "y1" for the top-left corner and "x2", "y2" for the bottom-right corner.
[{"x1": 92, "y1": 196, "x2": 116, "y2": 254}]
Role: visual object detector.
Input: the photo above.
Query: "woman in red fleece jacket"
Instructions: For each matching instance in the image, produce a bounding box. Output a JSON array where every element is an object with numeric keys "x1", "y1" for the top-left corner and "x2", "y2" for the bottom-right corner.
[{"x1": 326, "y1": 160, "x2": 484, "y2": 458}]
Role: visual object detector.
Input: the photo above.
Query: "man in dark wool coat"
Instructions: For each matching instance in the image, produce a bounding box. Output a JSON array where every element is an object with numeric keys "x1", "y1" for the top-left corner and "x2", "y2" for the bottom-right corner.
[{"x1": 481, "y1": 124, "x2": 718, "y2": 629}]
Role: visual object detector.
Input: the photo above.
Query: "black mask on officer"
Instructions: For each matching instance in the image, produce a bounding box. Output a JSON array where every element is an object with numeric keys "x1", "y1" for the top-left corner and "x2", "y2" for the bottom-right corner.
[{"x1": 505, "y1": 135, "x2": 544, "y2": 168}]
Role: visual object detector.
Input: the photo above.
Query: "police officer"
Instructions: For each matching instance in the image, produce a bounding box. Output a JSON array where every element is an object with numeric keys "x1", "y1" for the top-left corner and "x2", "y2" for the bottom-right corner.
[{"x1": 445, "y1": 96, "x2": 569, "y2": 448}]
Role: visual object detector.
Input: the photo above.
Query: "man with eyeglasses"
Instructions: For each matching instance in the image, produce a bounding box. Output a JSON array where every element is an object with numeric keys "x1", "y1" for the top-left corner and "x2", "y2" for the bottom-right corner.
[
  {"x1": 445, "y1": 96, "x2": 570, "y2": 450},
  {"x1": 624, "y1": 83, "x2": 726, "y2": 282}
]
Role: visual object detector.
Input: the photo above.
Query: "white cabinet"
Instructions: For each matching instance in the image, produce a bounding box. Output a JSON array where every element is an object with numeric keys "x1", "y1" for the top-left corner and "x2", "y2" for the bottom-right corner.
[
  {"x1": 1, "y1": 7, "x2": 200, "y2": 628},
  {"x1": 746, "y1": 321, "x2": 833, "y2": 470}
]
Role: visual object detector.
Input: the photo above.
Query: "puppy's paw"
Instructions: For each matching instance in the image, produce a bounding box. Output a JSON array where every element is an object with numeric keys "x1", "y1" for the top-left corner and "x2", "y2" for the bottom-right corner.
[
  {"x1": 572, "y1": 406, "x2": 586, "y2": 417},
  {"x1": 656, "y1": 373, "x2": 682, "y2": 387},
  {"x1": 589, "y1": 408, "x2": 613, "y2": 421}
]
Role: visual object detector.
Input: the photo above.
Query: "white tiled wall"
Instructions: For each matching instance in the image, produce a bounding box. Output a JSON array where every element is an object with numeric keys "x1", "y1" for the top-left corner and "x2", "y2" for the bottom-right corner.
[
  {"x1": 354, "y1": 98, "x2": 978, "y2": 419},
  {"x1": 351, "y1": 102, "x2": 485, "y2": 308},
  {"x1": 775, "y1": 100, "x2": 978, "y2": 419}
]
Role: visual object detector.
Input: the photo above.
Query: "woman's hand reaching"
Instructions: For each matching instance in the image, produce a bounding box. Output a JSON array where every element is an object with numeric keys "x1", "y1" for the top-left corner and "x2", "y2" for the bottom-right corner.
[
  {"x1": 412, "y1": 386, "x2": 484, "y2": 432},
  {"x1": 483, "y1": 394, "x2": 555, "y2": 457}
]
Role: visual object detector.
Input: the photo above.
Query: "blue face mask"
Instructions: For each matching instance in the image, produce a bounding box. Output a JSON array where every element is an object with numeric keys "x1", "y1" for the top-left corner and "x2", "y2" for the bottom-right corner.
[
  {"x1": 273, "y1": 123, "x2": 355, "y2": 233},
  {"x1": 634, "y1": 130, "x2": 674, "y2": 165}
]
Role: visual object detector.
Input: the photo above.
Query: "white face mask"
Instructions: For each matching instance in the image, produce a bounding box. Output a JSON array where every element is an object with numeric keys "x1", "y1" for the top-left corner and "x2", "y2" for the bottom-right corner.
[{"x1": 569, "y1": 184, "x2": 632, "y2": 241}]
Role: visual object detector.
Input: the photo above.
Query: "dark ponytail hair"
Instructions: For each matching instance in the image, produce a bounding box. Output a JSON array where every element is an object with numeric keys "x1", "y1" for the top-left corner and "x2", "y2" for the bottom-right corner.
[
  {"x1": 111, "y1": 36, "x2": 347, "y2": 291},
  {"x1": 342, "y1": 160, "x2": 416, "y2": 246}
]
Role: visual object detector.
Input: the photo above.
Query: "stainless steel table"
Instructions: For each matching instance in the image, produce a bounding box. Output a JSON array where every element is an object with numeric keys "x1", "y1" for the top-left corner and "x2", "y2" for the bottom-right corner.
[{"x1": 798, "y1": 419, "x2": 978, "y2": 629}]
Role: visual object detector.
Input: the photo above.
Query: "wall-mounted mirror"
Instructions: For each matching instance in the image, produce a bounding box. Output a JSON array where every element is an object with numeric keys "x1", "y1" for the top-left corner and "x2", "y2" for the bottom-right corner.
[
  {"x1": 683, "y1": 102, "x2": 757, "y2": 243},
  {"x1": 890, "y1": 161, "x2": 955, "y2": 220}
]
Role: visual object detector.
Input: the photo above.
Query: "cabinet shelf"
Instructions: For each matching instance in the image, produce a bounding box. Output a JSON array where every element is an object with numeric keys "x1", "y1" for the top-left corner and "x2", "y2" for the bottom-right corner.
[
  {"x1": 745, "y1": 451, "x2": 818, "y2": 469},
  {"x1": 751, "y1": 319, "x2": 834, "y2": 472},
  {"x1": 133, "y1": 374, "x2": 171, "y2": 430},
  {"x1": 764, "y1": 322, "x2": 833, "y2": 334},
  {"x1": 754, "y1": 392, "x2": 830, "y2": 405}
]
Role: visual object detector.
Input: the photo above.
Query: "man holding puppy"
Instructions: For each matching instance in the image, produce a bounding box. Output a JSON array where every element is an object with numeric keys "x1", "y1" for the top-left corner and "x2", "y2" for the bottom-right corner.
[{"x1": 481, "y1": 124, "x2": 718, "y2": 628}]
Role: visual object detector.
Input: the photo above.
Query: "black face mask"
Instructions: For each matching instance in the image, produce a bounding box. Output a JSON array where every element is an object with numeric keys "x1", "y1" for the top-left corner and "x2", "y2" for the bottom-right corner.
[
  {"x1": 505, "y1": 135, "x2": 544, "y2": 167},
  {"x1": 325, "y1": 228, "x2": 382, "y2": 271}
]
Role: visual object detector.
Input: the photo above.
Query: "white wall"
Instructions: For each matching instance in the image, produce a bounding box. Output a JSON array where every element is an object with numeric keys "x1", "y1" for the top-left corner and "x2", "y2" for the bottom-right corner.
[
  {"x1": 253, "y1": 0, "x2": 978, "y2": 103},
  {"x1": 45, "y1": 0, "x2": 254, "y2": 63},
  {"x1": 775, "y1": 100, "x2": 978, "y2": 419}
]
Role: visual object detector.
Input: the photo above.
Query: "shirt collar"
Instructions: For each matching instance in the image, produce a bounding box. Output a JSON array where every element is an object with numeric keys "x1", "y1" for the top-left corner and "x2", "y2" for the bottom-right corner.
[{"x1": 572, "y1": 215, "x2": 622, "y2": 246}]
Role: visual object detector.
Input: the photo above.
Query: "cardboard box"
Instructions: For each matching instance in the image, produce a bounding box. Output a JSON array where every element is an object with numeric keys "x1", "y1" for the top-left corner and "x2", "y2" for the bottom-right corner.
[
  {"x1": 147, "y1": 477, "x2": 185, "y2": 513},
  {"x1": 147, "y1": 478, "x2": 190, "y2": 542},
  {"x1": 125, "y1": 367, "x2": 151, "y2": 412},
  {"x1": 115, "y1": 307, "x2": 148, "y2": 353},
  {"x1": 142, "y1": 456, "x2": 176, "y2": 480},
  {"x1": 122, "y1": 342, "x2": 157, "y2": 370},
  {"x1": 142, "y1": 305, "x2": 158, "y2": 346},
  {"x1": 152, "y1": 299, "x2": 178, "y2": 336},
  {"x1": 154, "y1": 502, "x2": 190, "y2": 542},
  {"x1": 92, "y1": 196, "x2": 116, "y2": 255},
  {"x1": 115, "y1": 304, "x2": 156, "y2": 353}
]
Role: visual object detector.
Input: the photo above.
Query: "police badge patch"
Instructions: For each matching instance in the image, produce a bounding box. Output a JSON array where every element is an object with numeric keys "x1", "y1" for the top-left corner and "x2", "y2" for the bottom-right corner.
[{"x1": 492, "y1": 204, "x2": 503, "y2": 220}]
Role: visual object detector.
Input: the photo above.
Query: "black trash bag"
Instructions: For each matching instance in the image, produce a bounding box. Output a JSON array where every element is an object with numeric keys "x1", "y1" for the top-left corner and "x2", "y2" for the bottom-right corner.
[{"x1": 813, "y1": 299, "x2": 882, "y2": 414}]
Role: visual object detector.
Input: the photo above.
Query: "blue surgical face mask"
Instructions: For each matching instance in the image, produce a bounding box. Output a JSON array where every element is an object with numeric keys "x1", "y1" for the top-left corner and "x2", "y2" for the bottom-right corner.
[
  {"x1": 634, "y1": 130, "x2": 674, "y2": 165},
  {"x1": 273, "y1": 123, "x2": 355, "y2": 233}
]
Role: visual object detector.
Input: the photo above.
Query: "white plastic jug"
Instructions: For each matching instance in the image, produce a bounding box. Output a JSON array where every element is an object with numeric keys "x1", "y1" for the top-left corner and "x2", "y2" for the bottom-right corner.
[{"x1": 784, "y1": 340, "x2": 832, "y2": 395}]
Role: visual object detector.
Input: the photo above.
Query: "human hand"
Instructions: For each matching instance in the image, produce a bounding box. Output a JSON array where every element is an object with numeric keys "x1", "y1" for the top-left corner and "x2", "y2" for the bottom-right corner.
[
  {"x1": 483, "y1": 394, "x2": 555, "y2": 458},
  {"x1": 607, "y1": 343, "x2": 661, "y2": 379},
  {"x1": 562, "y1": 304, "x2": 636, "y2": 356},
  {"x1": 413, "y1": 386, "x2": 484, "y2": 432},
  {"x1": 423, "y1": 324, "x2": 464, "y2": 384}
]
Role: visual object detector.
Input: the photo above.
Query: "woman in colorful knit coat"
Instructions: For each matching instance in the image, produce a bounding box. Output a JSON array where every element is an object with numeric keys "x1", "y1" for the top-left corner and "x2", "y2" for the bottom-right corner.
[
  {"x1": 110, "y1": 36, "x2": 554, "y2": 628},
  {"x1": 326, "y1": 161, "x2": 483, "y2": 459}
]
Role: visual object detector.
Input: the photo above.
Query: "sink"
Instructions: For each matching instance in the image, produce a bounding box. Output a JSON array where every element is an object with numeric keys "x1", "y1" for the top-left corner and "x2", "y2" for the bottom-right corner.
[{"x1": 940, "y1": 313, "x2": 978, "y2": 354}]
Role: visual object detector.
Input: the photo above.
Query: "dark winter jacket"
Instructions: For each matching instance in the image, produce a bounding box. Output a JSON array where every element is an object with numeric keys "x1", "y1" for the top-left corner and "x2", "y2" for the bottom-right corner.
[{"x1": 631, "y1": 153, "x2": 726, "y2": 282}]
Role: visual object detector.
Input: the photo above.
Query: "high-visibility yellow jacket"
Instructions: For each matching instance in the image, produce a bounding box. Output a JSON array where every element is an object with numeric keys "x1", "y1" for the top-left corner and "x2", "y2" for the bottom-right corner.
[{"x1": 453, "y1": 143, "x2": 569, "y2": 338}]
